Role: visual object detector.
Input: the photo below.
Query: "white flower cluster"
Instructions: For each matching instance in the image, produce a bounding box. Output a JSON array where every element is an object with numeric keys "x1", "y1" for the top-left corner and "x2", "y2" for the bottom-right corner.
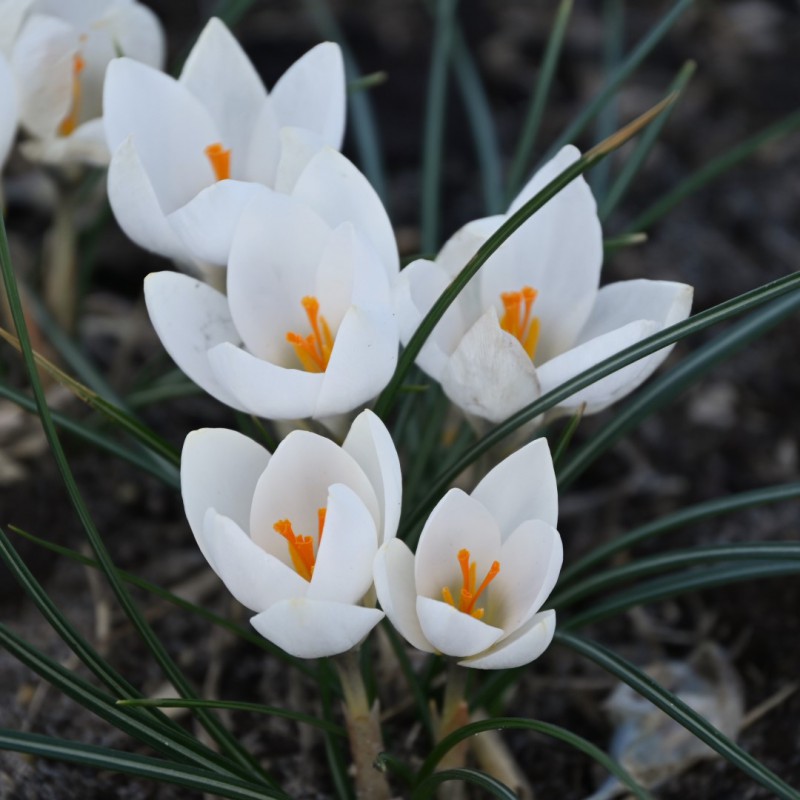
[{"x1": 0, "y1": 14, "x2": 695, "y2": 668}]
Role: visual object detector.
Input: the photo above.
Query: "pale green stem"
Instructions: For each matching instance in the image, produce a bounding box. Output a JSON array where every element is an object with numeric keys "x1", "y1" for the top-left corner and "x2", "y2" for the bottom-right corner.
[
  {"x1": 436, "y1": 660, "x2": 470, "y2": 800},
  {"x1": 43, "y1": 186, "x2": 78, "y2": 333},
  {"x1": 334, "y1": 650, "x2": 391, "y2": 800}
]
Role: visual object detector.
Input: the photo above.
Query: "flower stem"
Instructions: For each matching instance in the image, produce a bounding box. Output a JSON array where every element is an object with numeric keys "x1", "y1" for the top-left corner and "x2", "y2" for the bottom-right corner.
[
  {"x1": 435, "y1": 660, "x2": 471, "y2": 799},
  {"x1": 334, "y1": 650, "x2": 391, "y2": 800},
  {"x1": 43, "y1": 185, "x2": 77, "y2": 333}
]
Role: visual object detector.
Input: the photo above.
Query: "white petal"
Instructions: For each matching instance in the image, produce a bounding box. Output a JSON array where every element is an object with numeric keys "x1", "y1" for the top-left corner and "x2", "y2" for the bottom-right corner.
[
  {"x1": 270, "y1": 42, "x2": 345, "y2": 148},
  {"x1": 243, "y1": 99, "x2": 280, "y2": 186},
  {"x1": 436, "y1": 215, "x2": 503, "y2": 279},
  {"x1": 0, "y1": 55, "x2": 17, "y2": 168},
  {"x1": 181, "y1": 427, "x2": 270, "y2": 560},
  {"x1": 107, "y1": 137, "x2": 191, "y2": 263},
  {"x1": 103, "y1": 57, "x2": 217, "y2": 214},
  {"x1": 144, "y1": 271, "x2": 247, "y2": 410},
  {"x1": 292, "y1": 147, "x2": 398, "y2": 276},
  {"x1": 273, "y1": 126, "x2": 324, "y2": 195},
  {"x1": 441, "y1": 307, "x2": 541, "y2": 423},
  {"x1": 308, "y1": 484, "x2": 377, "y2": 604},
  {"x1": 167, "y1": 180, "x2": 267, "y2": 267},
  {"x1": 373, "y1": 540, "x2": 435, "y2": 653},
  {"x1": 508, "y1": 144, "x2": 583, "y2": 213},
  {"x1": 248, "y1": 430, "x2": 380, "y2": 563},
  {"x1": 537, "y1": 319, "x2": 660, "y2": 414},
  {"x1": 21, "y1": 117, "x2": 109, "y2": 166},
  {"x1": 493, "y1": 521, "x2": 562, "y2": 631},
  {"x1": 179, "y1": 17, "x2": 267, "y2": 171},
  {"x1": 470, "y1": 437, "x2": 558, "y2": 533},
  {"x1": 207, "y1": 343, "x2": 322, "y2": 420},
  {"x1": 0, "y1": 0, "x2": 34, "y2": 54},
  {"x1": 415, "y1": 489, "x2": 501, "y2": 601},
  {"x1": 251, "y1": 598, "x2": 383, "y2": 659},
  {"x1": 342, "y1": 410, "x2": 402, "y2": 544},
  {"x1": 203, "y1": 511, "x2": 308, "y2": 613},
  {"x1": 417, "y1": 596, "x2": 504, "y2": 658},
  {"x1": 459, "y1": 609, "x2": 556, "y2": 670},
  {"x1": 12, "y1": 14, "x2": 77, "y2": 139},
  {"x1": 102, "y1": 3, "x2": 165, "y2": 69}
]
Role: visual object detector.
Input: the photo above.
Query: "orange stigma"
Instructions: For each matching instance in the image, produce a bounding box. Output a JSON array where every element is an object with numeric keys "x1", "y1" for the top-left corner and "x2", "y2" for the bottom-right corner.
[
  {"x1": 273, "y1": 507, "x2": 327, "y2": 581},
  {"x1": 441, "y1": 548, "x2": 500, "y2": 620},
  {"x1": 205, "y1": 142, "x2": 231, "y2": 181},
  {"x1": 499, "y1": 285, "x2": 540, "y2": 360},
  {"x1": 286, "y1": 296, "x2": 334, "y2": 373},
  {"x1": 57, "y1": 53, "x2": 86, "y2": 137}
]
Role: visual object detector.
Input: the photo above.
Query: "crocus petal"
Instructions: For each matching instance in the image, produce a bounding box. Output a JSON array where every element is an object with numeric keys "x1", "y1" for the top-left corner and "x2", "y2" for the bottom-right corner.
[
  {"x1": 179, "y1": 17, "x2": 267, "y2": 169},
  {"x1": 144, "y1": 271, "x2": 248, "y2": 409},
  {"x1": 248, "y1": 430, "x2": 380, "y2": 563},
  {"x1": 415, "y1": 489, "x2": 501, "y2": 601},
  {"x1": 459, "y1": 610, "x2": 556, "y2": 670},
  {"x1": 207, "y1": 343, "x2": 322, "y2": 420},
  {"x1": 308, "y1": 484, "x2": 377, "y2": 605},
  {"x1": 251, "y1": 598, "x2": 383, "y2": 659},
  {"x1": 470, "y1": 437, "x2": 558, "y2": 533},
  {"x1": 242, "y1": 99, "x2": 281, "y2": 187},
  {"x1": 270, "y1": 42, "x2": 345, "y2": 149},
  {"x1": 107, "y1": 137, "x2": 190, "y2": 263},
  {"x1": 180, "y1": 427, "x2": 270, "y2": 559},
  {"x1": 0, "y1": 0, "x2": 34, "y2": 54},
  {"x1": 21, "y1": 116, "x2": 109, "y2": 166},
  {"x1": 536, "y1": 319, "x2": 660, "y2": 414},
  {"x1": 417, "y1": 596, "x2": 504, "y2": 658},
  {"x1": 202, "y1": 510, "x2": 308, "y2": 613},
  {"x1": 436, "y1": 215, "x2": 503, "y2": 280},
  {"x1": 273, "y1": 126, "x2": 324, "y2": 195},
  {"x1": 342, "y1": 410, "x2": 402, "y2": 544},
  {"x1": 292, "y1": 147, "x2": 399, "y2": 276},
  {"x1": 103, "y1": 2, "x2": 165, "y2": 69},
  {"x1": 373, "y1": 540, "x2": 435, "y2": 653},
  {"x1": 167, "y1": 180, "x2": 267, "y2": 267},
  {"x1": 0, "y1": 56, "x2": 17, "y2": 168},
  {"x1": 12, "y1": 14, "x2": 77, "y2": 139},
  {"x1": 493, "y1": 521, "x2": 562, "y2": 632},
  {"x1": 441, "y1": 307, "x2": 541, "y2": 423}
]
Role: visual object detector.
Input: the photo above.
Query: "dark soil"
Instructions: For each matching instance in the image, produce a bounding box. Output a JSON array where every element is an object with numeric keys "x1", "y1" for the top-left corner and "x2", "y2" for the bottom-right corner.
[{"x1": 1, "y1": 1, "x2": 799, "y2": 798}]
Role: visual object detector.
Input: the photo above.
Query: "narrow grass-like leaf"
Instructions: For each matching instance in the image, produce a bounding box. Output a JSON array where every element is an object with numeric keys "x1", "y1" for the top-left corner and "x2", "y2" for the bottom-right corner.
[
  {"x1": 626, "y1": 106, "x2": 800, "y2": 232},
  {"x1": 551, "y1": 405, "x2": 584, "y2": 467},
  {"x1": 545, "y1": 0, "x2": 694, "y2": 159},
  {"x1": 0, "y1": 215, "x2": 272, "y2": 787},
  {"x1": 304, "y1": 0, "x2": 388, "y2": 203},
  {"x1": 413, "y1": 769, "x2": 517, "y2": 799},
  {"x1": 401, "y1": 275, "x2": 800, "y2": 542},
  {"x1": 450, "y1": 23, "x2": 504, "y2": 213},
  {"x1": 560, "y1": 482, "x2": 800, "y2": 584},
  {"x1": 506, "y1": 0, "x2": 574, "y2": 200},
  {"x1": 557, "y1": 288, "x2": 800, "y2": 490},
  {"x1": 600, "y1": 59, "x2": 696, "y2": 219},
  {"x1": 553, "y1": 542, "x2": 800, "y2": 609},
  {"x1": 118, "y1": 699, "x2": 344, "y2": 736},
  {"x1": 319, "y1": 659, "x2": 354, "y2": 800},
  {"x1": 0, "y1": 381, "x2": 179, "y2": 487},
  {"x1": 125, "y1": 380, "x2": 202, "y2": 408},
  {"x1": 421, "y1": 0, "x2": 459, "y2": 252},
  {"x1": 0, "y1": 729, "x2": 287, "y2": 800},
  {"x1": 564, "y1": 562, "x2": 800, "y2": 630},
  {"x1": 604, "y1": 231, "x2": 647, "y2": 251},
  {"x1": 8, "y1": 525, "x2": 320, "y2": 681},
  {"x1": 415, "y1": 717, "x2": 652, "y2": 798},
  {"x1": 375, "y1": 752, "x2": 416, "y2": 788},
  {"x1": 376, "y1": 93, "x2": 678, "y2": 420},
  {"x1": 558, "y1": 632, "x2": 800, "y2": 800},
  {"x1": 210, "y1": 0, "x2": 258, "y2": 27}
]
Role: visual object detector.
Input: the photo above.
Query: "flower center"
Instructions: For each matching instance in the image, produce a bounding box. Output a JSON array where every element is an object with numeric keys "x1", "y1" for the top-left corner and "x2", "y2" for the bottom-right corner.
[
  {"x1": 286, "y1": 296, "x2": 334, "y2": 373},
  {"x1": 57, "y1": 52, "x2": 85, "y2": 137},
  {"x1": 499, "y1": 285, "x2": 540, "y2": 361},
  {"x1": 273, "y1": 507, "x2": 327, "y2": 582},
  {"x1": 441, "y1": 548, "x2": 500, "y2": 620},
  {"x1": 205, "y1": 142, "x2": 231, "y2": 181}
]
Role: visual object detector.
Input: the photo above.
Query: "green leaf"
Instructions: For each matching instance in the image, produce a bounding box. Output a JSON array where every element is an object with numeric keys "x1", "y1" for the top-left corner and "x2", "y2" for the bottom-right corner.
[
  {"x1": 557, "y1": 288, "x2": 800, "y2": 490},
  {"x1": 559, "y1": 482, "x2": 800, "y2": 584},
  {"x1": 0, "y1": 729, "x2": 288, "y2": 800},
  {"x1": 413, "y1": 769, "x2": 518, "y2": 800},
  {"x1": 558, "y1": 632, "x2": 800, "y2": 800},
  {"x1": 399, "y1": 274, "x2": 800, "y2": 543},
  {"x1": 551, "y1": 404, "x2": 585, "y2": 467},
  {"x1": 414, "y1": 717, "x2": 651, "y2": 799}
]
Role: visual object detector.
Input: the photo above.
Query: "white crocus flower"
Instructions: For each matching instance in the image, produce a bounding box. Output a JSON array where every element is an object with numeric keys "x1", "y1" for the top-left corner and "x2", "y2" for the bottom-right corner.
[
  {"x1": 395, "y1": 145, "x2": 694, "y2": 425},
  {"x1": 144, "y1": 148, "x2": 399, "y2": 421},
  {"x1": 103, "y1": 16, "x2": 345, "y2": 270},
  {"x1": 9, "y1": 0, "x2": 164, "y2": 166},
  {"x1": 374, "y1": 438, "x2": 562, "y2": 670},
  {"x1": 0, "y1": 53, "x2": 17, "y2": 170},
  {"x1": 181, "y1": 410, "x2": 402, "y2": 659}
]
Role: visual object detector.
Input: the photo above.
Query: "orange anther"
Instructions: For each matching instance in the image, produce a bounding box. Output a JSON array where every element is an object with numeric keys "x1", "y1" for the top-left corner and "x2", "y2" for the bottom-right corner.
[
  {"x1": 286, "y1": 296, "x2": 334, "y2": 373},
  {"x1": 442, "y1": 549, "x2": 501, "y2": 619},
  {"x1": 500, "y1": 285, "x2": 541, "y2": 360},
  {"x1": 205, "y1": 142, "x2": 231, "y2": 181},
  {"x1": 57, "y1": 53, "x2": 86, "y2": 137}
]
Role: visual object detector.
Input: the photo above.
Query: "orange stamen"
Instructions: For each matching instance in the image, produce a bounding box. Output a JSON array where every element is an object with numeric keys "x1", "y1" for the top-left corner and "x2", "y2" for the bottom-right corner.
[
  {"x1": 500, "y1": 285, "x2": 541, "y2": 360},
  {"x1": 205, "y1": 142, "x2": 231, "y2": 181},
  {"x1": 273, "y1": 507, "x2": 327, "y2": 581},
  {"x1": 57, "y1": 53, "x2": 86, "y2": 137},
  {"x1": 441, "y1": 548, "x2": 501, "y2": 620},
  {"x1": 286, "y1": 296, "x2": 334, "y2": 373}
]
